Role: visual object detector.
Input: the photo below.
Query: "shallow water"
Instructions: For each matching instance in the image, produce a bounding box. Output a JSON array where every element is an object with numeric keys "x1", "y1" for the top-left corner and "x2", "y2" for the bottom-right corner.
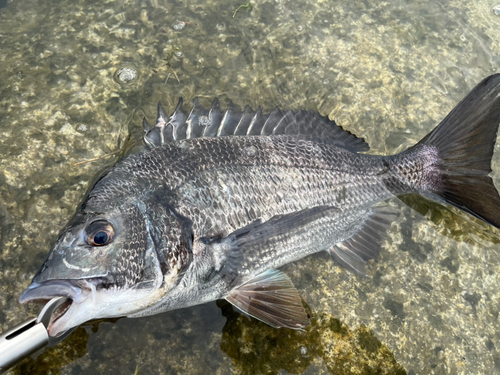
[{"x1": 1, "y1": 0, "x2": 500, "y2": 373}]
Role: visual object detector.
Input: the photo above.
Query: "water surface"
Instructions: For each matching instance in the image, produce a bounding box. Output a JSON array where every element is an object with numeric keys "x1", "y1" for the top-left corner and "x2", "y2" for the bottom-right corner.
[{"x1": 1, "y1": 0, "x2": 500, "y2": 373}]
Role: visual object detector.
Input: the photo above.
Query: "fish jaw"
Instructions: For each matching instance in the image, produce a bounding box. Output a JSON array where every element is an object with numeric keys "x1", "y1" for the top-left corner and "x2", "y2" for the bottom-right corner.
[
  {"x1": 19, "y1": 279, "x2": 94, "y2": 336},
  {"x1": 19, "y1": 278, "x2": 165, "y2": 337}
]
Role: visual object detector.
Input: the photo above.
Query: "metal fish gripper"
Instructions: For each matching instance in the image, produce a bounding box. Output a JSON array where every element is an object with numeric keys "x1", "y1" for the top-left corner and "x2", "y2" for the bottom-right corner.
[{"x1": 0, "y1": 297, "x2": 69, "y2": 372}]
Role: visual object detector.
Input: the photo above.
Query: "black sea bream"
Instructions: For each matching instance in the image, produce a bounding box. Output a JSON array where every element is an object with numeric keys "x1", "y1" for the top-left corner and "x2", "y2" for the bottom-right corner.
[{"x1": 20, "y1": 75, "x2": 500, "y2": 337}]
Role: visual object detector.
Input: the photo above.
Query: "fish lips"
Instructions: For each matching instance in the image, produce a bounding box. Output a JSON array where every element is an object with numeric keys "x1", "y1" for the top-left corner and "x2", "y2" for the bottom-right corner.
[{"x1": 19, "y1": 280, "x2": 92, "y2": 337}]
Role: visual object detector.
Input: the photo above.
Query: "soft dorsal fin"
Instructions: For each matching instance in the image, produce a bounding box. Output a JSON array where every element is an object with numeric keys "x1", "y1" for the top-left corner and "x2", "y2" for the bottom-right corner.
[
  {"x1": 143, "y1": 98, "x2": 369, "y2": 152},
  {"x1": 328, "y1": 206, "x2": 397, "y2": 275},
  {"x1": 226, "y1": 269, "x2": 310, "y2": 330}
]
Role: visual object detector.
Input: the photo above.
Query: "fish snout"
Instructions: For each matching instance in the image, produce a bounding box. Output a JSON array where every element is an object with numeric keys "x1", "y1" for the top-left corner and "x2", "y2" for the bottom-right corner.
[{"x1": 19, "y1": 279, "x2": 90, "y2": 305}]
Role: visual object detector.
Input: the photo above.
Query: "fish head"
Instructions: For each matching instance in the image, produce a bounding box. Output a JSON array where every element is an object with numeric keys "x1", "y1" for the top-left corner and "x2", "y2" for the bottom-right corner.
[{"x1": 19, "y1": 198, "x2": 167, "y2": 337}]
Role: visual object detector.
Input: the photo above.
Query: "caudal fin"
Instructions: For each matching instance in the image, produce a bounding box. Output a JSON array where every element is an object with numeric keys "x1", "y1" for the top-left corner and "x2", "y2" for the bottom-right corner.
[{"x1": 418, "y1": 74, "x2": 500, "y2": 228}]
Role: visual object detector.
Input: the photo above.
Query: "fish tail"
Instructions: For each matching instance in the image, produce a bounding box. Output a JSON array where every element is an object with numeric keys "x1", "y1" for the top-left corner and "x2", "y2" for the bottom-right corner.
[{"x1": 412, "y1": 74, "x2": 500, "y2": 228}]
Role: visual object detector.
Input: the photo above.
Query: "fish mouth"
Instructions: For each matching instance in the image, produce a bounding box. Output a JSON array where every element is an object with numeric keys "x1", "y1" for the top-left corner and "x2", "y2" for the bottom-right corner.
[{"x1": 19, "y1": 280, "x2": 93, "y2": 336}]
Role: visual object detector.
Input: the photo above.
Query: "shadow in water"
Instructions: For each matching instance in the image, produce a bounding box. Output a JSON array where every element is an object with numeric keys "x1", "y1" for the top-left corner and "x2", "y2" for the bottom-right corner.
[
  {"x1": 400, "y1": 194, "x2": 500, "y2": 246},
  {"x1": 218, "y1": 300, "x2": 406, "y2": 375},
  {"x1": 9, "y1": 301, "x2": 407, "y2": 375}
]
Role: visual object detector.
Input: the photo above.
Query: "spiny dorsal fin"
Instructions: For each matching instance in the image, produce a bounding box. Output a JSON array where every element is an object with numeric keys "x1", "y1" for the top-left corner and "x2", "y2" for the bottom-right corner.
[
  {"x1": 143, "y1": 98, "x2": 369, "y2": 152},
  {"x1": 226, "y1": 269, "x2": 310, "y2": 330},
  {"x1": 185, "y1": 98, "x2": 209, "y2": 139},
  {"x1": 328, "y1": 207, "x2": 397, "y2": 276}
]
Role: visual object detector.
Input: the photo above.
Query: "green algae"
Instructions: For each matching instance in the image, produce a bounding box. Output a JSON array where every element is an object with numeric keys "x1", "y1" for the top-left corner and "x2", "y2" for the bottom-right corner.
[
  {"x1": 233, "y1": 2, "x2": 252, "y2": 18},
  {"x1": 219, "y1": 301, "x2": 406, "y2": 375}
]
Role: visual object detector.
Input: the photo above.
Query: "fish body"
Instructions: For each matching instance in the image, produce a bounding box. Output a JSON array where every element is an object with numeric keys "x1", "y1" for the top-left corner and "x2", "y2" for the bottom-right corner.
[{"x1": 20, "y1": 75, "x2": 500, "y2": 336}]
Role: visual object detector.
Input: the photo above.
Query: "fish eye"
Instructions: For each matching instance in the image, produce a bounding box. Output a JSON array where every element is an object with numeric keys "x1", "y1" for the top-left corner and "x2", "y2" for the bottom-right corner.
[
  {"x1": 86, "y1": 220, "x2": 114, "y2": 246},
  {"x1": 93, "y1": 231, "x2": 109, "y2": 245}
]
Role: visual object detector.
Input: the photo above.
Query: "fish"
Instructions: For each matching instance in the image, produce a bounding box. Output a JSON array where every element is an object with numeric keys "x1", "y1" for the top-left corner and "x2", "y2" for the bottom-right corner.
[{"x1": 19, "y1": 75, "x2": 500, "y2": 337}]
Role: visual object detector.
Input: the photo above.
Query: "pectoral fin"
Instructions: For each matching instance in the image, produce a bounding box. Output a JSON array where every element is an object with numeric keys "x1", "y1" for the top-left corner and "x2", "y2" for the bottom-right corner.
[
  {"x1": 202, "y1": 206, "x2": 339, "y2": 275},
  {"x1": 226, "y1": 269, "x2": 309, "y2": 330}
]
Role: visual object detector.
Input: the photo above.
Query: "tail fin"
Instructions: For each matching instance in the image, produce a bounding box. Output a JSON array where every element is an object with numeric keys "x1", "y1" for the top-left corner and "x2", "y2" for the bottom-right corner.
[{"x1": 418, "y1": 74, "x2": 500, "y2": 228}]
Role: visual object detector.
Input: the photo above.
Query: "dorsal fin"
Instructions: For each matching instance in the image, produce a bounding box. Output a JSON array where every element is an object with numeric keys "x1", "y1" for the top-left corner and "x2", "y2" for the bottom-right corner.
[{"x1": 143, "y1": 98, "x2": 370, "y2": 152}]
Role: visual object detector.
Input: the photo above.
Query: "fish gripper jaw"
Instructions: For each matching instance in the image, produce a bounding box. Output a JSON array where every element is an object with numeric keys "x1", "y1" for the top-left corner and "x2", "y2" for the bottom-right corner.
[{"x1": 0, "y1": 297, "x2": 70, "y2": 372}]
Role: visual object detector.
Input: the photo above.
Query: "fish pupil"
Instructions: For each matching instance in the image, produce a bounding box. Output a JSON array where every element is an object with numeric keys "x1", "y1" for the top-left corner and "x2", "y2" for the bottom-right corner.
[{"x1": 94, "y1": 231, "x2": 108, "y2": 245}]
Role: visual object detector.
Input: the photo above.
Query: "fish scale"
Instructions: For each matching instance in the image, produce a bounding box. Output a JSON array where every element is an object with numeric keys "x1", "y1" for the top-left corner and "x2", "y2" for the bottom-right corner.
[
  {"x1": 104, "y1": 135, "x2": 395, "y2": 238},
  {"x1": 162, "y1": 137, "x2": 390, "y2": 235},
  {"x1": 92, "y1": 134, "x2": 415, "y2": 274}
]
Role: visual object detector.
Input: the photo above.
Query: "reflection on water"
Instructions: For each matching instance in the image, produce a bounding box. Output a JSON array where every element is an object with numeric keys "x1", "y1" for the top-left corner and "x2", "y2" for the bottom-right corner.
[{"x1": 1, "y1": 0, "x2": 500, "y2": 373}]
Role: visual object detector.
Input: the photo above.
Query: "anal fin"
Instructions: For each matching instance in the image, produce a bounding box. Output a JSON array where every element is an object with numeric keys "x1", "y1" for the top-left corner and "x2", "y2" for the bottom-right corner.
[
  {"x1": 329, "y1": 207, "x2": 397, "y2": 276},
  {"x1": 226, "y1": 269, "x2": 309, "y2": 330}
]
